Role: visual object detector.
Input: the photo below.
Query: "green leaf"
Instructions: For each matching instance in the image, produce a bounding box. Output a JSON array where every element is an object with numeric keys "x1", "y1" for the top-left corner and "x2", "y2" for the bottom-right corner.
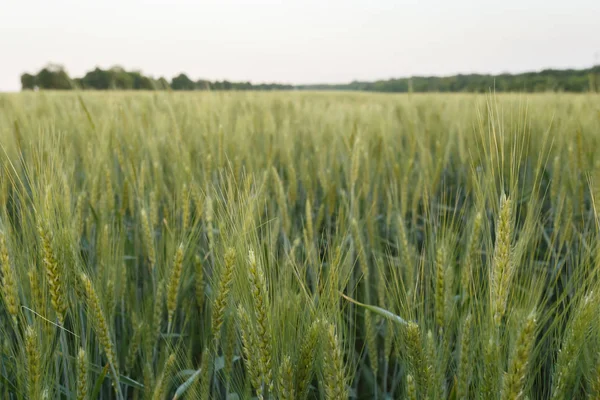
[
  {"x1": 173, "y1": 368, "x2": 202, "y2": 399},
  {"x1": 173, "y1": 356, "x2": 240, "y2": 399},
  {"x1": 340, "y1": 293, "x2": 409, "y2": 326},
  {"x1": 90, "y1": 363, "x2": 110, "y2": 399},
  {"x1": 78, "y1": 95, "x2": 96, "y2": 131},
  {"x1": 0, "y1": 370, "x2": 19, "y2": 395},
  {"x1": 88, "y1": 362, "x2": 144, "y2": 389}
]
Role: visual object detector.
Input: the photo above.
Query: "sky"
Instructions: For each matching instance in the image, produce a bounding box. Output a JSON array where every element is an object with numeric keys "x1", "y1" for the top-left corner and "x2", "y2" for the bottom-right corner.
[{"x1": 1, "y1": 0, "x2": 599, "y2": 91}]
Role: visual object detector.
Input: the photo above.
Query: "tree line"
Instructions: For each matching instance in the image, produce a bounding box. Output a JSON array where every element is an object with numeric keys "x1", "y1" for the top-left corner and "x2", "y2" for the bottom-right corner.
[
  {"x1": 20, "y1": 64, "x2": 293, "y2": 91},
  {"x1": 302, "y1": 66, "x2": 600, "y2": 93},
  {"x1": 21, "y1": 63, "x2": 600, "y2": 92}
]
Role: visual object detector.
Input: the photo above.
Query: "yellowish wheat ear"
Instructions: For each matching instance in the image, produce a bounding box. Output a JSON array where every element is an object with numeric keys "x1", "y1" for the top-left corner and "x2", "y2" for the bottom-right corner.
[
  {"x1": 0, "y1": 231, "x2": 19, "y2": 322},
  {"x1": 278, "y1": 355, "x2": 295, "y2": 400},
  {"x1": 296, "y1": 318, "x2": 321, "y2": 399},
  {"x1": 223, "y1": 317, "x2": 237, "y2": 380},
  {"x1": 167, "y1": 243, "x2": 185, "y2": 330},
  {"x1": 140, "y1": 208, "x2": 156, "y2": 268},
  {"x1": 324, "y1": 322, "x2": 348, "y2": 400},
  {"x1": 80, "y1": 273, "x2": 121, "y2": 397},
  {"x1": 502, "y1": 311, "x2": 537, "y2": 400},
  {"x1": 205, "y1": 195, "x2": 214, "y2": 251},
  {"x1": 481, "y1": 335, "x2": 500, "y2": 399},
  {"x1": 491, "y1": 193, "x2": 513, "y2": 327},
  {"x1": 406, "y1": 322, "x2": 428, "y2": 397},
  {"x1": 26, "y1": 326, "x2": 41, "y2": 400},
  {"x1": 461, "y1": 211, "x2": 482, "y2": 303},
  {"x1": 76, "y1": 348, "x2": 88, "y2": 400},
  {"x1": 153, "y1": 283, "x2": 165, "y2": 347},
  {"x1": 126, "y1": 323, "x2": 143, "y2": 372},
  {"x1": 456, "y1": 314, "x2": 473, "y2": 400},
  {"x1": 39, "y1": 224, "x2": 68, "y2": 324},
  {"x1": 552, "y1": 293, "x2": 596, "y2": 399},
  {"x1": 247, "y1": 249, "x2": 273, "y2": 397},
  {"x1": 365, "y1": 310, "x2": 379, "y2": 380},
  {"x1": 211, "y1": 247, "x2": 236, "y2": 346},
  {"x1": 435, "y1": 242, "x2": 447, "y2": 331},
  {"x1": 152, "y1": 353, "x2": 176, "y2": 400},
  {"x1": 271, "y1": 167, "x2": 290, "y2": 234},
  {"x1": 238, "y1": 305, "x2": 261, "y2": 393},
  {"x1": 199, "y1": 347, "x2": 212, "y2": 400},
  {"x1": 406, "y1": 374, "x2": 417, "y2": 400},
  {"x1": 194, "y1": 254, "x2": 204, "y2": 311},
  {"x1": 181, "y1": 184, "x2": 191, "y2": 233}
]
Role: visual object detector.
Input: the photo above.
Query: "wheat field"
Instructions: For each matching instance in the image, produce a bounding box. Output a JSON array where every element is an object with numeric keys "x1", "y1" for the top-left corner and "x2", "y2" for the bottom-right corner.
[{"x1": 0, "y1": 91, "x2": 600, "y2": 399}]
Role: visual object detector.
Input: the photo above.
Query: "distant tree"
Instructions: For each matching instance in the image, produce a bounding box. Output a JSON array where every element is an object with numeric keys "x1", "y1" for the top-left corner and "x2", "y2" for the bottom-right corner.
[
  {"x1": 195, "y1": 80, "x2": 211, "y2": 90},
  {"x1": 33, "y1": 69, "x2": 53, "y2": 89},
  {"x1": 35, "y1": 64, "x2": 73, "y2": 90},
  {"x1": 155, "y1": 77, "x2": 170, "y2": 90},
  {"x1": 72, "y1": 78, "x2": 83, "y2": 89},
  {"x1": 110, "y1": 66, "x2": 134, "y2": 89},
  {"x1": 20, "y1": 73, "x2": 36, "y2": 90},
  {"x1": 588, "y1": 73, "x2": 597, "y2": 92},
  {"x1": 114, "y1": 72, "x2": 134, "y2": 89},
  {"x1": 81, "y1": 68, "x2": 113, "y2": 89},
  {"x1": 126, "y1": 71, "x2": 154, "y2": 90},
  {"x1": 137, "y1": 75, "x2": 155, "y2": 90},
  {"x1": 171, "y1": 73, "x2": 195, "y2": 90},
  {"x1": 236, "y1": 81, "x2": 252, "y2": 90}
]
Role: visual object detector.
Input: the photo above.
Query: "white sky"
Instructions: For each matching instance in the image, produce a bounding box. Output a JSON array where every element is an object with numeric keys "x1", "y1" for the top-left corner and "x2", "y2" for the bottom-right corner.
[{"x1": 1, "y1": 0, "x2": 599, "y2": 91}]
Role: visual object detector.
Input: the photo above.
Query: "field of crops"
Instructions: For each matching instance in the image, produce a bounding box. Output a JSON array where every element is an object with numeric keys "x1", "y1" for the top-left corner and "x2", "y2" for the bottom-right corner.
[{"x1": 0, "y1": 91, "x2": 599, "y2": 399}]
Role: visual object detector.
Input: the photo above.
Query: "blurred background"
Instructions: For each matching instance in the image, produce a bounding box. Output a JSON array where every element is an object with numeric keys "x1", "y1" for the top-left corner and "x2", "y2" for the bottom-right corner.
[{"x1": 1, "y1": 0, "x2": 599, "y2": 92}]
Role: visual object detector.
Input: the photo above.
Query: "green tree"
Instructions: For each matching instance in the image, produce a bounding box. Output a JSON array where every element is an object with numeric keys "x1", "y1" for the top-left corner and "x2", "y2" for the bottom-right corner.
[
  {"x1": 35, "y1": 64, "x2": 73, "y2": 90},
  {"x1": 195, "y1": 79, "x2": 211, "y2": 90},
  {"x1": 155, "y1": 77, "x2": 170, "y2": 90},
  {"x1": 110, "y1": 66, "x2": 134, "y2": 89},
  {"x1": 81, "y1": 68, "x2": 113, "y2": 89},
  {"x1": 171, "y1": 73, "x2": 195, "y2": 90},
  {"x1": 20, "y1": 73, "x2": 36, "y2": 90}
]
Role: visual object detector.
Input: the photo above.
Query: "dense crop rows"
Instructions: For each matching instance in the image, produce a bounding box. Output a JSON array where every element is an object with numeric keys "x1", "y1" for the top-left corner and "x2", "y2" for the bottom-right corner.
[{"x1": 0, "y1": 92, "x2": 599, "y2": 399}]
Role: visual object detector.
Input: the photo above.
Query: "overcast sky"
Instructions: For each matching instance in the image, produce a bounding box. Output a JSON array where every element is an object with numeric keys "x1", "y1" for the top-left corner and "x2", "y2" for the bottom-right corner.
[{"x1": 1, "y1": 0, "x2": 599, "y2": 91}]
